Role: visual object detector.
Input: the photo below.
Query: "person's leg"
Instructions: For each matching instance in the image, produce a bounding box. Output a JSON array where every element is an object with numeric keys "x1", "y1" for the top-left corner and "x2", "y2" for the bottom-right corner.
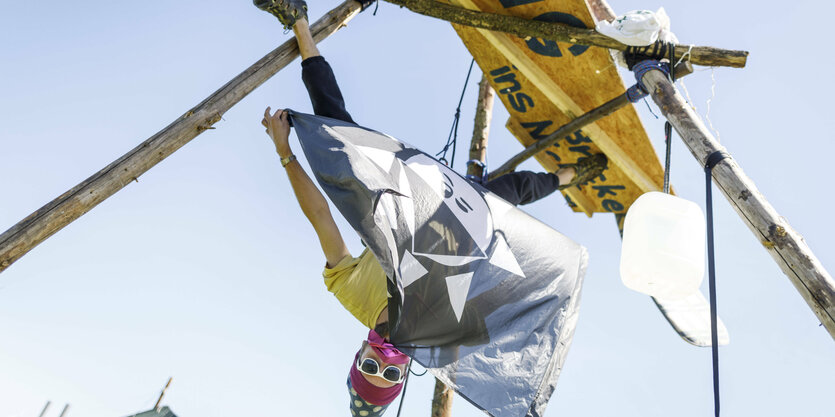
[
  {"x1": 255, "y1": 1, "x2": 355, "y2": 123},
  {"x1": 293, "y1": 18, "x2": 356, "y2": 123},
  {"x1": 293, "y1": 17, "x2": 320, "y2": 61}
]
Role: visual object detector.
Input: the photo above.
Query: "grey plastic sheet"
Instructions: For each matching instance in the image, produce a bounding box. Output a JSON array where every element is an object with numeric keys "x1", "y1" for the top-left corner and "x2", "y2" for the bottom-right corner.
[{"x1": 292, "y1": 111, "x2": 587, "y2": 417}]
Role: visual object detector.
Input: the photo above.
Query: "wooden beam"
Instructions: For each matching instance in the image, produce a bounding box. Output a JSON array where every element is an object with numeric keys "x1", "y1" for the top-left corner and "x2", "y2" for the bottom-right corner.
[
  {"x1": 467, "y1": 75, "x2": 494, "y2": 179},
  {"x1": 0, "y1": 0, "x2": 363, "y2": 273},
  {"x1": 584, "y1": 0, "x2": 616, "y2": 22},
  {"x1": 587, "y1": 0, "x2": 736, "y2": 349},
  {"x1": 640, "y1": 68, "x2": 835, "y2": 341},
  {"x1": 490, "y1": 61, "x2": 694, "y2": 181},
  {"x1": 431, "y1": 378, "x2": 454, "y2": 417},
  {"x1": 504, "y1": 117, "x2": 597, "y2": 216},
  {"x1": 384, "y1": 0, "x2": 748, "y2": 68},
  {"x1": 430, "y1": 74, "x2": 495, "y2": 417}
]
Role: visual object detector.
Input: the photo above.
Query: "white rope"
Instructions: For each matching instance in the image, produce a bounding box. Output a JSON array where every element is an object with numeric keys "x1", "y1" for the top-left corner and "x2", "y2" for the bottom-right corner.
[
  {"x1": 704, "y1": 67, "x2": 722, "y2": 143},
  {"x1": 675, "y1": 44, "x2": 694, "y2": 67},
  {"x1": 676, "y1": 66, "x2": 722, "y2": 143}
]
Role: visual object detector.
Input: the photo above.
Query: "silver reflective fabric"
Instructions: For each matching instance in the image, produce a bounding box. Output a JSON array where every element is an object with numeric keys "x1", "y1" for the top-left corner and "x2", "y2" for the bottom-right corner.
[{"x1": 292, "y1": 111, "x2": 587, "y2": 417}]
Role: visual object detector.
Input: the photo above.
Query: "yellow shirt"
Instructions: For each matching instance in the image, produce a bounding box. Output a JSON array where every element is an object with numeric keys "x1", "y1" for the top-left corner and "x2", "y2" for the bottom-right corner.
[{"x1": 323, "y1": 248, "x2": 389, "y2": 329}]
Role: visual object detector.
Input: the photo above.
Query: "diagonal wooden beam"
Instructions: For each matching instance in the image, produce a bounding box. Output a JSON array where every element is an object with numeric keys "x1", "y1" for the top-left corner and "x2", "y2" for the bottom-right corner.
[
  {"x1": 587, "y1": 0, "x2": 734, "y2": 348},
  {"x1": 384, "y1": 0, "x2": 748, "y2": 68},
  {"x1": 490, "y1": 61, "x2": 694, "y2": 181},
  {"x1": 0, "y1": 0, "x2": 364, "y2": 273},
  {"x1": 641, "y1": 68, "x2": 835, "y2": 342},
  {"x1": 504, "y1": 117, "x2": 597, "y2": 216}
]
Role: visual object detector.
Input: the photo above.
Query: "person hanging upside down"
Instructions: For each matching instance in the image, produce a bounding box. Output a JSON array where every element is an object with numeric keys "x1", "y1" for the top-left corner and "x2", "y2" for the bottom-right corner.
[{"x1": 253, "y1": 1, "x2": 607, "y2": 415}]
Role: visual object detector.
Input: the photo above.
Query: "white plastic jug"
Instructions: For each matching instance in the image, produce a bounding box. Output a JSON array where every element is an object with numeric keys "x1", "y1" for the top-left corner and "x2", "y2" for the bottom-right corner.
[{"x1": 620, "y1": 191, "x2": 706, "y2": 299}]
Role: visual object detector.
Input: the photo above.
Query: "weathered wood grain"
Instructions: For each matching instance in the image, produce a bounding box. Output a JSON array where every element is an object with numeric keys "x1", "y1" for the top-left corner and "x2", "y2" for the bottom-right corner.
[
  {"x1": 0, "y1": 0, "x2": 363, "y2": 273},
  {"x1": 467, "y1": 75, "x2": 494, "y2": 179},
  {"x1": 385, "y1": 0, "x2": 748, "y2": 68},
  {"x1": 642, "y1": 68, "x2": 835, "y2": 341}
]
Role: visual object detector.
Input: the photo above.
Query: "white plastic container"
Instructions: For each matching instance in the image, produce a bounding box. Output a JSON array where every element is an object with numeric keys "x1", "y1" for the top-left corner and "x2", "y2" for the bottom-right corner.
[{"x1": 620, "y1": 191, "x2": 706, "y2": 299}]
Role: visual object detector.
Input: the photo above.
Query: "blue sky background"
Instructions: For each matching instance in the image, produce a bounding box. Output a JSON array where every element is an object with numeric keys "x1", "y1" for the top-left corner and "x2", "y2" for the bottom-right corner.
[{"x1": 1, "y1": 1, "x2": 833, "y2": 416}]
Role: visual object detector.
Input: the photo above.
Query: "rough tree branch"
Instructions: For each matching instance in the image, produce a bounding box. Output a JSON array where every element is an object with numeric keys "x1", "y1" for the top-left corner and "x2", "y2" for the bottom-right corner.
[{"x1": 383, "y1": 0, "x2": 748, "y2": 68}]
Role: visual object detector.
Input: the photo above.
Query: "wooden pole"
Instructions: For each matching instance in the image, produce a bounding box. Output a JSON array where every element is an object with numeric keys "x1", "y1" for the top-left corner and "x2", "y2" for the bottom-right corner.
[
  {"x1": 584, "y1": 0, "x2": 617, "y2": 23},
  {"x1": 467, "y1": 75, "x2": 495, "y2": 179},
  {"x1": 640, "y1": 68, "x2": 835, "y2": 341},
  {"x1": 0, "y1": 0, "x2": 363, "y2": 274},
  {"x1": 154, "y1": 377, "x2": 173, "y2": 411},
  {"x1": 431, "y1": 74, "x2": 494, "y2": 417},
  {"x1": 430, "y1": 378, "x2": 454, "y2": 417},
  {"x1": 489, "y1": 61, "x2": 693, "y2": 181},
  {"x1": 382, "y1": 0, "x2": 748, "y2": 68}
]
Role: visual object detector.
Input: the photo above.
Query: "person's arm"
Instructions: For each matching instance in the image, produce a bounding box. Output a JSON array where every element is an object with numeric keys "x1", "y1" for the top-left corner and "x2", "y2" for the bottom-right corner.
[{"x1": 262, "y1": 107, "x2": 351, "y2": 267}]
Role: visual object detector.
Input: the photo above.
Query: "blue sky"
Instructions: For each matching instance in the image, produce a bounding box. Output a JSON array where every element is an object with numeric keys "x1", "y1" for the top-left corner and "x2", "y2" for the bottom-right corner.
[{"x1": 1, "y1": 1, "x2": 833, "y2": 417}]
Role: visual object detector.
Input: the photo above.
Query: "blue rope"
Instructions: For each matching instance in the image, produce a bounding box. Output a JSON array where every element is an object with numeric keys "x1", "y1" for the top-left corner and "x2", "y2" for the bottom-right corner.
[
  {"x1": 705, "y1": 150, "x2": 730, "y2": 417},
  {"x1": 627, "y1": 60, "x2": 671, "y2": 103},
  {"x1": 437, "y1": 59, "x2": 476, "y2": 168}
]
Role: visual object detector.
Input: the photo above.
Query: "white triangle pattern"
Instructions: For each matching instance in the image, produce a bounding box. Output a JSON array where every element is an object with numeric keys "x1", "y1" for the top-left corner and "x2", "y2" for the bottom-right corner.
[
  {"x1": 489, "y1": 235, "x2": 526, "y2": 278},
  {"x1": 356, "y1": 145, "x2": 396, "y2": 173},
  {"x1": 400, "y1": 250, "x2": 428, "y2": 288},
  {"x1": 446, "y1": 272, "x2": 474, "y2": 322}
]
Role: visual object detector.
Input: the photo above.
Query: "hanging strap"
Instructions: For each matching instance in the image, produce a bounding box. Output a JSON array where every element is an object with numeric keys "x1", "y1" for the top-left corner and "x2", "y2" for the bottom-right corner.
[
  {"x1": 663, "y1": 122, "x2": 672, "y2": 193},
  {"x1": 704, "y1": 150, "x2": 730, "y2": 417}
]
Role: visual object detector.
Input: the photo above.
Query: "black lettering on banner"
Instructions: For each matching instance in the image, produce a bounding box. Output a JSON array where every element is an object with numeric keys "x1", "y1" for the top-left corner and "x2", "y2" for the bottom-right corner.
[
  {"x1": 508, "y1": 93, "x2": 534, "y2": 113},
  {"x1": 490, "y1": 65, "x2": 535, "y2": 114},
  {"x1": 494, "y1": 73, "x2": 522, "y2": 94},
  {"x1": 521, "y1": 120, "x2": 554, "y2": 141},
  {"x1": 602, "y1": 199, "x2": 625, "y2": 212},
  {"x1": 563, "y1": 194, "x2": 577, "y2": 208},
  {"x1": 565, "y1": 130, "x2": 592, "y2": 145},
  {"x1": 525, "y1": 12, "x2": 591, "y2": 57},
  {"x1": 490, "y1": 66, "x2": 511, "y2": 76},
  {"x1": 499, "y1": 0, "x2": 544, "y2": 8},
  {"x1": 545, "y1": 150, "x2": 561, "y2": 163},
  {"x1": 592, "y1": 185, "x2": 626, "y2": 198},
  {"x1": 568, "y1": 145, "x2": 592, "y2": 157}
]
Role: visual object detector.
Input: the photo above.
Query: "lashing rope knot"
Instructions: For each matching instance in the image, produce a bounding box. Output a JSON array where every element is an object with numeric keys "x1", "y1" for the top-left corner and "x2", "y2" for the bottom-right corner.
[{"x1": 626, "y1": 60, "x2": 671, "y2": 102}]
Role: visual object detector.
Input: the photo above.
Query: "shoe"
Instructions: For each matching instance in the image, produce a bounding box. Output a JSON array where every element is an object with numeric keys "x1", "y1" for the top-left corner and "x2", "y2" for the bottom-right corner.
[
  {"x1": 253, "y1": 0, "x2": 308, "y2": 30},
  {"x1": 558, "y1": 153, "x2": 608, "y2": 190}
]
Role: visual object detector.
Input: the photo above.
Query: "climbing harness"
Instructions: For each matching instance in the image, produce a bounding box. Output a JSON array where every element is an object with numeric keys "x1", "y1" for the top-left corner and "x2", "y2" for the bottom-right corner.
[
  {"x1": 437, "y1": 59, "x2": 476, "y2": 168},
  {"x1": 466, "y1": 159, "x2": 488, "y2": 185}
]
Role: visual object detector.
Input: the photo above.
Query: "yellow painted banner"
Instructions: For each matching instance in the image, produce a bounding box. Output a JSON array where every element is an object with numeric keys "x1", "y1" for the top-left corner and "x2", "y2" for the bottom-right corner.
[{"x1": 449, "y1": 0, "x2": 666, "y2": 216}]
